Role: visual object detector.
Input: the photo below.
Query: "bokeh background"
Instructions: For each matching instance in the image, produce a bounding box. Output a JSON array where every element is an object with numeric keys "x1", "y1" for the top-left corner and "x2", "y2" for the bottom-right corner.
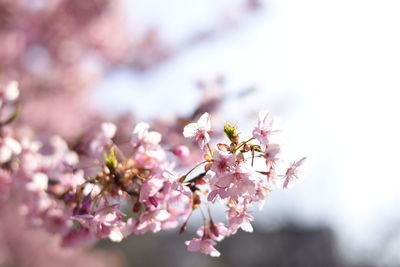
[{"x1": 1, "y1": 0, "x2": 400, "y2": 266}]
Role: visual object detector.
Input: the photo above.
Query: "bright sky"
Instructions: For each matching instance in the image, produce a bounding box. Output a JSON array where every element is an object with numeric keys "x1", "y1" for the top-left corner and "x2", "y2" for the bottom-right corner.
[{"x1": 94, "y1": 0, "x2": 400, "y2": 263}]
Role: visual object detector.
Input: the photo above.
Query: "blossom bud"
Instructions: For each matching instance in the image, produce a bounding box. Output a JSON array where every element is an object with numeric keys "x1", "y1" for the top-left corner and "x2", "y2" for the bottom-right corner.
[
  {"x1": 149, "y1": 196, "x2": 158, "y2": 207},
  {"x1": 104, "y1": 147, "x2": 118, "y2": 171},
  {"x1": 133, "y1": 202, "x2": 141, "y2": 213},
  {"x1": 224, "y1": 122, "x2": 239, "y2": 144},
  {"x1": 171, "y1": 145, "x2": 190, "y2": 159}
]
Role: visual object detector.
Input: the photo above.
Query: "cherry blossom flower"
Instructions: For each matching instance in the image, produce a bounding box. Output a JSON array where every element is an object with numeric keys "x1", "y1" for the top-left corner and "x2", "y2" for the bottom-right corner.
[
  {"x1": 170, "y1": 145, "x2": 190, "y2": 160},
  {"x1": 161, "y1": 205, "x2": 188, "y2": 230},
  {"x1": 134, "y1": 146, "x2": 167, "y2": 169},
  {"x1": 134, "y1": 209, "x2": 171, "y2": 234},
  {"x1": 264, "y1": 143, "x2": 281, "y2": 168},
  {"x1": 26, "y1": 173, "x2": 48, "y2": 192},
  {"x1": 53, "y1": 170, "x2": 85, "y2": 191},
  {"x1": 185, "y1": 238, "x2": 221, "y2": 257},
  {"x1": 0, "y1": 135, "x2": 21, "y2": 163},
  {"x1": 210, "y1": 151, "x2": 236, "y2": 175},
  {"x1": 47, "y1": 136, "x2": 79, "y2": 167},
  {"x1": 139, "y1": 176, "x2": 165, "y2": 206},
  {"x1": 183, "y1": 112, "x2": 211, "y2": 149},
  {"x1": 62, "y1": 227, "x2": 96, "y2": 248},
  {"x1": 73, "y1": 201, "x2": 126, "y2": 242},
  {"x1": 131, "y1": 122, "x2": 162, "y2": 148},
  {"x1": 43, "y1": 207, "x2": 73, "y2": 235},
  {"x1": 208, "y1": 162, "x2": 261, "y2": 202},
  {"x1": 282, "y1": 157, "x2": 306, "y2": 189},
  {"x1": 0, "y1": 80, "x2": 19, "y2": 105},
  {"x1": 252, "y1": 110, "x2": 278, "y2": 147},
  {"x1": 196, "y1": 222, "x2": 230, "y2": 242},
  {"x1": 90, "y1": 122, "x2": 117, "y2": 154},
  {"x1": 227, "y1": 201, "x2": 254, "y2": 234}
]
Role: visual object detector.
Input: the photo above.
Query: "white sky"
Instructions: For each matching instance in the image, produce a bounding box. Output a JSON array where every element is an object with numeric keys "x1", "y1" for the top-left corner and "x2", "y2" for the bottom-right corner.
[{"x1": 94, "y1": 0, "x2": 400, "y2": 263}]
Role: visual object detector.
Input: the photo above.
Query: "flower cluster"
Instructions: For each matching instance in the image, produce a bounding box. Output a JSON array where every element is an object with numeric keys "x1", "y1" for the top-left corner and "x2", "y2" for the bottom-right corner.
[{"x1": 0, "y1": 81, "x2": 305, "y2": 257}]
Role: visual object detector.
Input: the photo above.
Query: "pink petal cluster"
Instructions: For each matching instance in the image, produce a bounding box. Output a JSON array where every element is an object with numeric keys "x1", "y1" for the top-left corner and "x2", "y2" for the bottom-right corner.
[
  {"x1": 252, "y1": 110, "x2": 279, "y2": 146},
  {"x1": 183, "y1": 112, "x2": 212, "y2": 150},
  {"x1": 0, "y1": 84, "x2": 305, "y2": 257},
  {"x1": 282, "y1": 157, "x2": 307, "y2": 189},
  {"x1": 185, "y1": 221, "x2": 230, "y2": 257},
  {"x1": 90, "y1": 122, "x2": 117, "y2": 154},
  {"x1": 185, "y1": 238, "x2": 221, "y2": 257}
]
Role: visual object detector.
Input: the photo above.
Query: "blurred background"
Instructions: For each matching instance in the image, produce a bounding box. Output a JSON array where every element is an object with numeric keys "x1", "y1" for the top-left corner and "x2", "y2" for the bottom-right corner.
[{"x1": 1, "y1": 0, "x2": 400, "y2": 266}]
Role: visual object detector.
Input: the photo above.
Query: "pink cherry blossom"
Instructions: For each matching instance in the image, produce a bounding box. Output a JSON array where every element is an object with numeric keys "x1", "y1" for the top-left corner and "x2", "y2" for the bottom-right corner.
[
  {"x1": 264, "y1": 143, "x2": 281, "y2": 169},
  {"x1": 0, "y1": 135, "x2": 21, "y2": 163},
  {"x1": 210, "y1": 151, "x2": 236, "y2": 175},
  {"x1": 170, "y1": 145, "x2": 190, "y2": 160},
  {"x1": 134, "y1": 209, "x2": 171, "y2": 234},
  {"x1": 62, "y1": 227, "x2": 96, "y2": 248},
  {"x1": 183, "y1": 112, "x2": 211, "y2": 150},
  {"x1": 185, "y1": 238, "x2": 221, "y2": 257},
  {"x1": 160, "y1": 205, "x2": 188, "y2": 230},
  {"x1": 282, "y1": 157, "x2": 306, "y2": 189},
  {"x1": 43, "y1": 207, "x2": 73, "y2": 235},
  {"x1": 252, "y1": 110, "x2": 278, "y2": 147},
  {"x1": 227, "y1": 200, "x2": 254, "y2": 234},
  {"x1": 134, "y1": 146, "x2": 167, "y2": 169},
  {"x1": 0, "y1": 80, "x2": 19, "y2": 105},
  {"x1": 73, "y1": 201, "x2": 126, "y2": 242},
  {"x1": 26, "y1": 173, "x2": 48, "y2": 192},
  {"x1": 208, "y1": 162, "x2": 261, "y2": 202},
  {"x1": 196, "y1": 222, "x2": 230, "y2": 242},
  {"x1": 90, "y1": 122, "x2": 117, "y2": 154},
  {"x1": 139, "y1": 176, "x2": 165, "y2": 206},
  {"x1": 131, "y1": 122, "x2": 162, "y2": 148}
]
